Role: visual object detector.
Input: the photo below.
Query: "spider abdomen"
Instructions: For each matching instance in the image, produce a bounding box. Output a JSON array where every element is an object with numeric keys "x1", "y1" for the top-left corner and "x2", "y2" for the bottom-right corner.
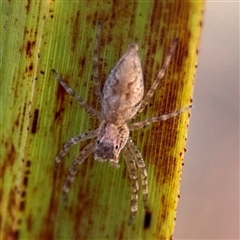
[{"x1": 102, "y1": 44, "x2": 144, "y2": 125}]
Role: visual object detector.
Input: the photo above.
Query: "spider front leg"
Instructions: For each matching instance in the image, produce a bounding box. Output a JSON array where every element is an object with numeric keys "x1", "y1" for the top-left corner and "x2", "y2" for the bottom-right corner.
[
  {"x1": 122, "y1": 146, "x2": 139, "y2": 224},
  {"x1": 127, "y1": 139, "x2": 148, "y2": 205},
  {"x1": 55, "y1": 130, "x2": 98, "y2": 168},
  {"x1": 62, "y1": 142, "x2": 95, "y2": 200}
]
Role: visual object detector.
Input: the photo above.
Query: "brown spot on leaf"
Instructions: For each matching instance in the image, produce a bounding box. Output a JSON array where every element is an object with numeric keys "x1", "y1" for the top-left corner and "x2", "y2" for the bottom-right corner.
[
  {"x1": 7, "y1": 230, "x2": 19, "y2": 240},
  {"x1": 23, "y1": 176, "x2": 28, "y2": 187},
  {"x1": 144, "y1": 210, "x2": 152, "y2": 229},
  {"x1": 19, "y1": 200, "x2": 26, "y2": 212},
  {"x1": 31, "y1": 109, "x2": 39, "y2": 134},
  {"x1": 25, "y1": 0, "x2": 30, "y2": 13},
  {"x1": 25, "y1": 40, "x2": 36, "y2": 57},
  {"x1": 71, "y1": 10, "x2": 80, "y2": 51}
]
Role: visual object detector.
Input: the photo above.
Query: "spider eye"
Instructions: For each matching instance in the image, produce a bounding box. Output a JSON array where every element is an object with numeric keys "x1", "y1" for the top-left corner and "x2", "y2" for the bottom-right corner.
[
  {"x1": 115, "y1": 145, "x2": 119, "y2": 149},
  {"x1": 97, "y1": 140, "x2": 100, "y2": 144}
]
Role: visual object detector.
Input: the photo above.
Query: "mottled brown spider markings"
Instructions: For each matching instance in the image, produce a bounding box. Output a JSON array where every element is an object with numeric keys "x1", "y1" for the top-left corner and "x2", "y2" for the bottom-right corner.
[{"x1": 52, "y1": 22, "x2": 192, "y2": 224}]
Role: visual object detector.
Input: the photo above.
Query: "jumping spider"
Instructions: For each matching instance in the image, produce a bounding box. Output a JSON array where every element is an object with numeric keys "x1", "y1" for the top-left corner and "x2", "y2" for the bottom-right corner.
[{"x1": 52, "y1": 23, "x2": 191, "y2": 224}]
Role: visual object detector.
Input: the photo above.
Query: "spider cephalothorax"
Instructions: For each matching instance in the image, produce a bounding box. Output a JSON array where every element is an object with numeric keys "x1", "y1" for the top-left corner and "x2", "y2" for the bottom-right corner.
[{"x1": 94, "y1": 121, "x2": 129, "y2": 167}]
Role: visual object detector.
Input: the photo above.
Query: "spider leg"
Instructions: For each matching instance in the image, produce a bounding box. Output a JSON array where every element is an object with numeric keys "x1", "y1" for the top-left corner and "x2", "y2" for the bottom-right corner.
[
  {"x1": 130, "y1": 105, "x2": 192, "y2": 131},
  {"x1": 52, "y1": 69, "x2": 102, "y2": 120},
  {"x1": 62, "y1": 142, "x2": 95, "y2": 200},
  {"x1": 137, "y1": 38, "x2": 178, "y2": 115},
  {"x1": 92, "y1": 21, "x2": 103, "y2": 102},
  {"x1": 122, "y1": 145, "x2": 139, "y2": 225},
  {"x1": 55, "y1": 129, "x2": 98, "y2": 168},
  {"x1": 127, "y1": 139, "x2": 148, "y2": 206}
]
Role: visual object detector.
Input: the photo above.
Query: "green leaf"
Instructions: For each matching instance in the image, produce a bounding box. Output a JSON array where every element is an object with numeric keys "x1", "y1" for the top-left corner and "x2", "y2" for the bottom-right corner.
[{"x1": 0, "y1": 1, "x2": 204, "y2": 239}]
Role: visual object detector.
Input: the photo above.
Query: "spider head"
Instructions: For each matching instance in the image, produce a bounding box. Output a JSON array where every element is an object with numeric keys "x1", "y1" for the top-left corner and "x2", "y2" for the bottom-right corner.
[{"x1": 94, "y1": 121, "x2": 129, "y2": 168}]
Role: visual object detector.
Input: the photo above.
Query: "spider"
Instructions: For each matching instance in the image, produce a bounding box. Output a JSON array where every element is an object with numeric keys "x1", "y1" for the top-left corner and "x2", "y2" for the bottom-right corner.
[{"x1": 52, "y1": 23, "x2": 191, "y2": 224}]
